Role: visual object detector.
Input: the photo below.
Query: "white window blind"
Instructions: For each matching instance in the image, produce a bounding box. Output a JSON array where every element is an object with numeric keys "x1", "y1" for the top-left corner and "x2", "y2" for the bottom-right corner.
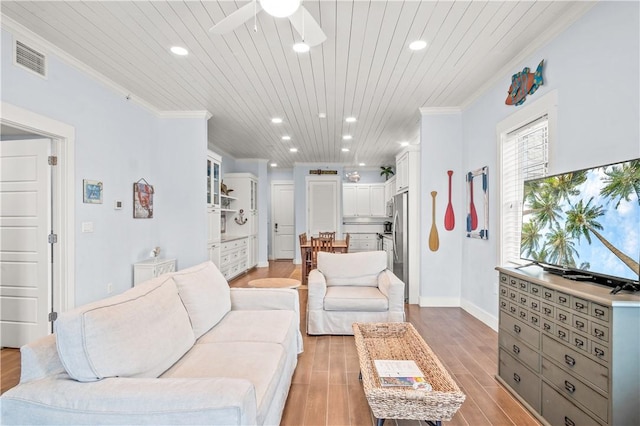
[{"x1": 500, "y1": 115, "x2": 548, "y2": 265}]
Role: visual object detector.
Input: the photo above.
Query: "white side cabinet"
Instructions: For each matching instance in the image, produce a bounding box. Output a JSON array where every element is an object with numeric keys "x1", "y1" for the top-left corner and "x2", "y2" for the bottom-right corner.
[
  {"x1": 220, "y1": 237, "x2": 248, "y2": 280},
  {"x1": 133, "y1": 258, "x2": 176, "y2": 285},
  {"x1": 223, "y1": 173, "x2": 258, "y2": 269},
  {"x1": 348, "y1": 233, "x2": 380, "y2": 252}
]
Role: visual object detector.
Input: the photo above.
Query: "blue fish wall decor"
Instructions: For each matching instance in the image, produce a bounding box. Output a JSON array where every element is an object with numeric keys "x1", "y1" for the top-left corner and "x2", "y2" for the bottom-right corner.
[{"x1": 505, "y1": 60, "x2": 544, "y2": 106}]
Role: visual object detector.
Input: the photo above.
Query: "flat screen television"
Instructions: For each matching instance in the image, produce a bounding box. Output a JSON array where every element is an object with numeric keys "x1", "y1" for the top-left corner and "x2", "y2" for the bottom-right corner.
[{"x1": 519, "y1": 158, "x2": 640, "y2": 290}]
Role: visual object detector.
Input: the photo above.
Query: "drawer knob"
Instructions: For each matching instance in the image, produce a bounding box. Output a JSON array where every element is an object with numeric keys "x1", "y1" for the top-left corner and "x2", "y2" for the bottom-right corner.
[
  {"x1": 575, "y1": 302, "x2": 585, "y2": 310},
  {"x1": 574, "y1": 338, "x2": 584, "y2": 348},
  {"x1": 520, "y1": 297, "x2": 526, "y2": 304},
  {"x1": 520, "y1": 311, "x2": 526, "y2": 318},
  {"x1": 513, "y1": 345, "x2": 520, "y2": 354},
  {"x1": 595, "y1": 329, "x2": 605, "y2": 338},
  {"x1": 558, "y1": 330, "x2": 566, "y2": 338},
  {"x1": 595, "y1": 308, "x2": 605, "y2": 317},
  {"x1": 575, "y1": 320, "x2": 585, "y2": 329},
  {"x1": 544, "y1": 308, "x2": 551, "y2": 315},
  {"x1": 559, "y1": 296, "x2": 567, "y2": 303},
  {"x1": 513, "y1": 373, "x2": 521, "y2": 383},
  {"x1": 564, "y1": 416, "x2": 576, "y2": 426},
  {"x1": 532, "y1": 287, "x2": 539, "y2": 294},
  {"x1": 564, "y1": 354, "x2": 576, "y2": 366},
  {"x1": 544, "y1": 291, "x2": 552, "y2": 299},
  {"x1": 559, "y1": 313, "x2": 567, "y2": 321},
  {"x1": 595, "y1": 347, "x2": 605, "y2": 358},
  {"x1": 564, "y1": 380, "x2": 576, "y2": 394},
  {"x1": 510, "y1": 306, "x2": 517, "y2": 313},
  {"x1": 544, "y1": 323, "x2": 551, "y2": 331},
  {"x1": 513, "y1": 324, "x2": 521, "y2": 334},
  {"x1": 531, "y1": 302, "x2": 538, "y2": 309},
  {"x1": 531, "y1": 317, "x2": 538, "y2": 324}
]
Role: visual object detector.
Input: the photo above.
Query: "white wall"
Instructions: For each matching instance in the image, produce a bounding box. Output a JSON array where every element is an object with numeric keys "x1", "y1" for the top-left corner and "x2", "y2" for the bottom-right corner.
[
  {"x1": 1, "y1": 28, "x2": 209, "y2": 305},
  {"x1": 420, "y1": 1, "x2": 639, "y2": 329}
]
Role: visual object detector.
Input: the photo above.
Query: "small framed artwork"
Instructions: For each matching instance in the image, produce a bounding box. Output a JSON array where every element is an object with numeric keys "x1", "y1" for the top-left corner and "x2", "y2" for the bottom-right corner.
[
  {"x1": 133, "y1": 179, "x2": 154, "y2": 219},
  {"x1": 83, "y1": 179, "x2": 103, "y2": 204}
]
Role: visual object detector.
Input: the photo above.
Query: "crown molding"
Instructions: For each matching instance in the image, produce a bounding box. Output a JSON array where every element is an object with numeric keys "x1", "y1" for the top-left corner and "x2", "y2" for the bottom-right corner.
[{"x1": 2, "y1": 15, "x2": 210, "y2": 121}]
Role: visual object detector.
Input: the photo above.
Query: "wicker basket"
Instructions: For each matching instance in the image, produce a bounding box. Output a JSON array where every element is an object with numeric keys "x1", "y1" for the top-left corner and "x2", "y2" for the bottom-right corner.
[{"x1": 352, "y1": 322, "x2": 466, "y2": 422}]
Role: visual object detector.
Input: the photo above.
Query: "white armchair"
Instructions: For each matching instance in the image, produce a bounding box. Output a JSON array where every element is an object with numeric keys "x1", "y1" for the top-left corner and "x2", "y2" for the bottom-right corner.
[{"x1": 307, "y1": 251, "x2": 405, "y2": 335}]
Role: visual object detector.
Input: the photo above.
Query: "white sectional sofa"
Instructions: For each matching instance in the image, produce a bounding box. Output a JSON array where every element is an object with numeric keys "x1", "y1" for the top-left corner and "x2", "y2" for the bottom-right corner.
[{"x1": 0, "y1": 261, "x2": 303, "y2": 425}]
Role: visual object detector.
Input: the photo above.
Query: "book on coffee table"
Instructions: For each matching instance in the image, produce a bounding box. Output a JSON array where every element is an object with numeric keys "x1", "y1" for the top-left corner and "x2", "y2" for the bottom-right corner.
[{"x1": 374, "y1": 360, "x2": 429, "y2": 387}]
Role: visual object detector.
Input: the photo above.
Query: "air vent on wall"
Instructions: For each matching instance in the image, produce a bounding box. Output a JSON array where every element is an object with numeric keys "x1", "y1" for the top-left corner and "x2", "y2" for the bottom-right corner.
[{"x1": 15, "y1": 40, "x2": 47, "y2": 77}]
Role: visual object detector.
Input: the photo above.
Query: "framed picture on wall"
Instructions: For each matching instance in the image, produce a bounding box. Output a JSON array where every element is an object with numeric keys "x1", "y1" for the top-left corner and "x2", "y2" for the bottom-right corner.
[
  {"x1": 133, "y1": 179, "x2": 154, "y2": 218},
  {"x1": 83, "y1": 179, "x2": 103, "y2": 204}
]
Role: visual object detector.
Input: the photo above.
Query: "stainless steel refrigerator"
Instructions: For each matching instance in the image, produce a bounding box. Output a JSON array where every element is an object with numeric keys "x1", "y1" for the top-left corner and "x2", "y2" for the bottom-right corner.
[{"x1": 392, "y1": 192, "x2": 409, "y2": 301}]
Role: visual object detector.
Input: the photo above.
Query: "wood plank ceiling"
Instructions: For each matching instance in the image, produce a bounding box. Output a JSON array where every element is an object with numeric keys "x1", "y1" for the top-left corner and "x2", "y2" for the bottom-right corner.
[{"x1": 1, "y1": 1, "x2": 593, "y2": 168}]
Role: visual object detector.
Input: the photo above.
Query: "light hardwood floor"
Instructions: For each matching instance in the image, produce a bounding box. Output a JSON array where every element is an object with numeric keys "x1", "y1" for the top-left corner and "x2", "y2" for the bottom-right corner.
[{"x1": 1, "y1": 261, "x2": 540, "y2": 425}]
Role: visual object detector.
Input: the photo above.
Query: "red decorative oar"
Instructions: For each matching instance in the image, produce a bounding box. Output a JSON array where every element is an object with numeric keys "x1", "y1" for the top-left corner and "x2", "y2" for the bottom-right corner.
[
  {"x1": 444, "y1": 170, "x2": 455, "y2": 230},
  {"x1": 469, "y1": 175, "x2": 478, "y2": 231}
]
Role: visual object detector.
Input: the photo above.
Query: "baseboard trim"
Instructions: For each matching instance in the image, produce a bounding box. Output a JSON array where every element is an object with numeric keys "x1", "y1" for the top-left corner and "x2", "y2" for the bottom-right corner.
[
  {"x1": 460, "y1": 299, "x2": 498, "y2": 331},
  {"x1": 257, "y1": 261, "x2": 269, "y2": 268}
]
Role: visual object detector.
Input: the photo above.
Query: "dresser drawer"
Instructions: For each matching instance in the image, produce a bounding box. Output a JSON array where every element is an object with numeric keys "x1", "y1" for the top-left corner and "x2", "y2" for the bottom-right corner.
[
  {"x1": 555, "y1": 291, "x2": 571, "y2": 307},
  {"x1": 556, "y1": 324, "x2": 570, "y2": 342},
  {"x1": 499, "y1": 272, "x2": 509, "y2": 285},
  {"x1": 541, "y1": 287, "x2": 555, "y2": 301},
  {"x1": 518, "y1": 279, "x2": 530, "y2": 292},
  {"x1": 501, "y1": 312, "x2": 540, "y2": 349},
  {"x1": 500, "y1": 331, "x2": 540, "y2": 372},
  {"x1": 590, "y1": 322, "x2": 610, "y2": 343},
  {"x1": 541, "y1": 318, "x2": 555, "y2": 336},
  {"x1": 500, "y1": 284, "x2": 509, "y2": 298},
  {"x1": 570, "y1": 330, "x2": 590, "y2": 354},
  {"x1": 591, "y1": 341, "x2": 610, "y2": 363},
  {"x1": 529, "y1": 313, "x2": 540, "y2": 328},
  {"x1": 542, "y1": 335, "x2": 609, "y2": 392},
  {"x1": 542, "y1": 358, "x2": 608, "y2": 422},
  {"x1": 572, "y1": 314, "x2": 589, "y2": 333},
  {"x1": 590, "y1": 303, "x2": 610, "y2": 323},
  {"x1": 499, "y1": 298, "x2": 509, "y2": 311},
  {"x1": 556, "y1": 307, "x2": 571, "y2": 325},
  {"x1": 507, "y1": 275, "x2": 519, "y2": 288},
  {"x1": 572, "y1": 296, "x2": 590, "y2": 314},
  {"x1": 529, "y1": 283, "x2": 542, "y2": 297},
  {"x1": 542, "y1": 382, "x2": 602, "y2": 426},
  {"x1": 529, "y1": 298, "x2": 541, "y2": 312},
  {"x1": 541, "y1": 302, "x2": 555, "y2": 318},
  {"x1": 499, "y1": 349, "x2": 541, "y2": 411}
]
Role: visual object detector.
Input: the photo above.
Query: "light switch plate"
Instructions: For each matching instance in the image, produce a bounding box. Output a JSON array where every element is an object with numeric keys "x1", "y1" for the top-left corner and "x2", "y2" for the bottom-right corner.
[
  {"x1": 81, "y1": 222, "x2": 94, "y2": 233},
  {"x1": 114, "y1": 200, "x2": 123, "y2": 210}
]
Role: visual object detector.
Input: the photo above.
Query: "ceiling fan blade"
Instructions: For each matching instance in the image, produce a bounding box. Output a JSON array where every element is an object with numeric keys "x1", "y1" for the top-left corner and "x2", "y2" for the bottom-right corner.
[
  {"x1": 209, "y1": 2, "x2": 262, "y2": 34},
  {"x1": 288, "y1": 6, "x2": 326, "y2": 47}
]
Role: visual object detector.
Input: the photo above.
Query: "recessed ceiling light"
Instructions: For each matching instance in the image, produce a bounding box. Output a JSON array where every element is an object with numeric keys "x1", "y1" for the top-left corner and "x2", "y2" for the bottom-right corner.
[
  {"x1": 359, "y1": 162, "x2": 365, "y2": 167},
  {"x1": 345, "y1": 116, "x2": 357, "y2": 123},
  {"x1": 293, "y1": 42, "x2": 310, "y2": 53},
  {"x1": 400, "y1": 141, "x2": 410, "y2": 147},
  {"x1": 170, "y1": 46, "x2": 188, "y2": 56},
  {"x1": 343, "y1": 135, "x2": 352, "y2": 140},
  {"x1": 318, "y1": 113, "x2": 327, "y2": 118},
  {"x1": 289, "y1": 148, "x2": 298, "y2": 153},
  {"x1": 270, "y1": 163, "x2": 278, "y2": 167},
  {"x1": 409, "y1": 40, "x2": 427, "y2": 51},
  {"x1": 341, "y1": 148, "x2": 350, "y2": 152},
  {"x1": 271, "y1": 117, "x2": 283, "y2": 124},
  {"x1": 282, "y1": 135, "x2": 291, "y2": 140}
]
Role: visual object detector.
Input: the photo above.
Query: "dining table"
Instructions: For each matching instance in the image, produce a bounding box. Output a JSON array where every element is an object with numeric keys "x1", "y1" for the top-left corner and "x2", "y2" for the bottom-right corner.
[{"x1": 299, "y1": 239, "x2": 348, "y2": 284}]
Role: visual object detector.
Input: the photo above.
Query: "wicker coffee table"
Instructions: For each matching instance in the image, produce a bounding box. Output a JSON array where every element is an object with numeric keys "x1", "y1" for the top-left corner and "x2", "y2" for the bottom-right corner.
[{"x1": 352, "y1": 322, "x2": 465, "y2": 426}]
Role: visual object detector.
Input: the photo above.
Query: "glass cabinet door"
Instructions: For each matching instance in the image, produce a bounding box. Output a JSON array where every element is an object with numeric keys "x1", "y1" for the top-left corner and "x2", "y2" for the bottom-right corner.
[
  {"x1": 213, "y1": 161, "x2": 220, "y2": 207},
  {"x1": 207, "y1": 154, "x2": 221, "y2": 208}
]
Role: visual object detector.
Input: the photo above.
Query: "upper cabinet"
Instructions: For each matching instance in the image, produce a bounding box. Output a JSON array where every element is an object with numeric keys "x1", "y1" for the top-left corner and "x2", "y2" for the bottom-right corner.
[
  {"x1": 395, "y1": 152, "x2": 409, "y2": 192},
  {"x1": 207, "y1": 151, "x2": 221, "y2": 208},
  {"x1": 343, "y1": 183, "x2": 386, "y2": 217},
  {"x1": 384, "y1": 176, "x2": 396, "y2": 203}
]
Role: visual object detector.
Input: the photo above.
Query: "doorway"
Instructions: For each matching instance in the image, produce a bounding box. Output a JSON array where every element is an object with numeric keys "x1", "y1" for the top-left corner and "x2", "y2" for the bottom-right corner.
[
  {"x1": 0, "y1": 102, "x2": 75, "y2": 347},
  {"x1": 271, "y1": 181, "x2": 294, "y2": 260}
]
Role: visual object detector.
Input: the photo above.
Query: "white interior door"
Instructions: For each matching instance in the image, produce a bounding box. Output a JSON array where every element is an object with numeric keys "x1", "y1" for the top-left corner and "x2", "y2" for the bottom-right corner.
[
  {"x1": 0, "y1": 138, "x2": 52, "y2": 347},
  {"x1": 307, "y1": 176, "x2": 341, "y2": 236},
  {"x1": 272, "y1": 182, "x2": 294, "y2": 259}
]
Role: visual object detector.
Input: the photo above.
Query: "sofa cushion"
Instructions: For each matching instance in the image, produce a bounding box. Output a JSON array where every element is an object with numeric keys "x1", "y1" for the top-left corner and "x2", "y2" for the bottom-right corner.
[
  {"x1": 172, "y1": 261, "x2": 231, "y2": 338},
  {"x1": 324, "y1": 286, "x2": 389, "y2": 311},
  {"x1": 55, "y1": 276, "x2": 195, "y2": 382},
  {"x1": 161, "y1": 341, "x2": 287, "y2": 425},
  {"x1": 317, "y1": 251, "x2": 387, "y2": 287}
]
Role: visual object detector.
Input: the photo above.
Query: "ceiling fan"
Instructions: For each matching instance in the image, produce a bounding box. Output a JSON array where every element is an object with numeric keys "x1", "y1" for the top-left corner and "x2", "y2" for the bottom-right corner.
[{"x1": 209, "y1": 0, "x2": 326, "y2": 47}]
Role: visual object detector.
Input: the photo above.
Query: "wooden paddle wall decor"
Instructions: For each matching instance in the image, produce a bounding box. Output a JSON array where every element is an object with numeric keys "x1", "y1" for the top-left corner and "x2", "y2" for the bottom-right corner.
[
  {"x1": 444, "y1": 170, "x2": 455, "y2": 230},
  {"x1": 466, "y1": 166, "x2": 489, "y2": 240},
  {"x1": 429, "y1": 191, "x2": 439, "y2": 251}
]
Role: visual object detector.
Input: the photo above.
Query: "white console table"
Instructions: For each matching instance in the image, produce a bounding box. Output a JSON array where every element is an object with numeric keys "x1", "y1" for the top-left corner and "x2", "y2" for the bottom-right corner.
[{"x1": 133, "y1": 258, "x2": 176, "y2": 285}]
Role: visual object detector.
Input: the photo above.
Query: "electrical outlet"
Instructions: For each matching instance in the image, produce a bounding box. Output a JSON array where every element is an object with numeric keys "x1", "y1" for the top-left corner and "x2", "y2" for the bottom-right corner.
[{"x1": 107, "y1": 283, "x2": 113, "y2": 294}]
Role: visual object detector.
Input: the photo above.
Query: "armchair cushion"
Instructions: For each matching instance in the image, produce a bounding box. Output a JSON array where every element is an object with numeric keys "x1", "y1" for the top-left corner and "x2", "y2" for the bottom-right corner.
[
  {"x1": 317, "y1": 251, "x2": 387, "y2": 287},
  {"x1": 324, "y1": 286, "x2": 388, "y2": 312}
]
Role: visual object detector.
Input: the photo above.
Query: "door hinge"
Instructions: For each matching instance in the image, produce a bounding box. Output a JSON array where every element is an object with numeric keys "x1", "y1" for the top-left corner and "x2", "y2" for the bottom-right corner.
[
  {"x1": 48, "y1": 155, "x2": 57, "y2": 165},
  {"x1": 48, "y1": 312, "x2": 58, "y2": 322},
  {"x1": 48, "y1": 233, "x2": 58, "y2": 244}
]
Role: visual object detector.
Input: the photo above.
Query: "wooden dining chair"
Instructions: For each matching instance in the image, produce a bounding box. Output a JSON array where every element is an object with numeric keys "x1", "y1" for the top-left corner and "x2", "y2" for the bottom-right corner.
[
  {"x1": 310, "y1": 236, "x2": 333, "y2": 271},
  {"x1": 299, "y1": 233, "x2": 311, "y2": 284},
  {"x1": 318, "y1": 231, "x2": 336, "y2": 240}
]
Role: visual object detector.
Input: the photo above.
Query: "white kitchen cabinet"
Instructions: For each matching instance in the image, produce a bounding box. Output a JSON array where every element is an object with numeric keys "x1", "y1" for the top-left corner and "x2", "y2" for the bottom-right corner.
[
  {"x1": 208, "y1": 242, "x2": 221, "y2": 268},
  {"x1": 384, "y1": 176, "x2": 396, "y2": 203},
  {"x1": 396, "y1": 152, "x2": 409, "y2": 192},
  {"x1": 348, "y1": 233, "x2": 380, "y2": 252},
  {"x1": 343, "y1": 184, "x2": 386, "y2": 217},
  {"x1": 220, "y1": 237, "x2": 248, "y2": 280},
  {"x1": 207, "y1": 207, "x2": 221, "y2": 245},
  {"x1": 133, "y1": 258, "x2": 176, "y2": 285}
]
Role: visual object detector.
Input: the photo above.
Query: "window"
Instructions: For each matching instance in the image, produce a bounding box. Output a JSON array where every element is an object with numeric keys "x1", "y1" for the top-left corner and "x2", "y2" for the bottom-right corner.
[{"x1": 500, "y1": 116, "x2": 549, "y2": 265}]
